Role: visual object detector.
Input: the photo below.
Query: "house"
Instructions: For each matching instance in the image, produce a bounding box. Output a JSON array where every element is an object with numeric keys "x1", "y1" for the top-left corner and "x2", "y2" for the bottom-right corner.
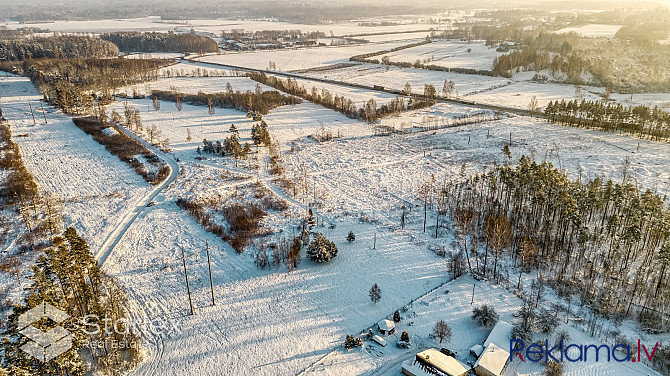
[
  {"x1": 473, "y1": 343, "x2": 509, "y2": 376},
  {"x1": 407, "y1": 348, "x2": 468, "y2": 376},
  {"x1": 483, "y1": 320, "x2": 512, "y2": 349},
  {"x1": 377, "y1": 319, "x2": 396, "y2": 335}
]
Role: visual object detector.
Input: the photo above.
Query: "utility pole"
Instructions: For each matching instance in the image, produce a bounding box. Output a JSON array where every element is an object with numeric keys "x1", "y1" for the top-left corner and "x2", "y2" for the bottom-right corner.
[
  {"x1": 471, "y1": 284, "x2": 475, "y2": 305},
  {"x1": 28, "y1": 101, "x2": 37, "y2": 126},
  {"x1": 401, "y1": 205, "x2": 406, "y2": 230},
  {"x1": 373, "y1": 233, "x2": 376, "y2": 249},
  {"x1": 40, "y1": 103, "x2": 47, "y2": 124},
  {"x1": 206, "y1": 241, "x2": 215, "y2": 306},
  {"x1": 181, "y1": 247, "x2": 194, "y2": 315}
]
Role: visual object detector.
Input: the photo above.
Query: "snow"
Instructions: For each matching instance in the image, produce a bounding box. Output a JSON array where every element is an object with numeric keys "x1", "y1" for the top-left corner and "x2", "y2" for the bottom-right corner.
[
  {"x1": 0, "y1": 75, "x2": 151, "y2": 252},
  {"x1": 416, "y1": 349, "x2": 468, "y2": 376},
  {"x1": 470, "y1": 344, "x2": 484, "y2": 357},
  {"x1": 382, "y1": 40, "x2": 503, "y2": 71},
  {"x1": 101, "y1": 127, "x2": 119, "y2": 136},
  {"x1": 555, "y1": 24, "x2": 623, "y2": 39},
  {"x1": 196, "y1": 41, "x2": 424, "y2": 72},
  {"x1": 483, "y1": 321, "x2": 513, "y2": 349},
  {"x1": 401, "y1": 360, "x2": 433, "y2": 376},
  {"x1": 474, "y1": 344, "x2": 509, "y2": 376},
  {"x1": 378, "y1": 319, "x2": 396, "y2": 332}
]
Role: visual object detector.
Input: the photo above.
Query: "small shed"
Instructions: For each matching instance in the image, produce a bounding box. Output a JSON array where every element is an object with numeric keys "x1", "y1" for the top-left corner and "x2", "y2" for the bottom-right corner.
[
  {"x1": 377, "y1": 319, "x2": 396, "y2": 335},
  {"x1": 371, "y1": 334, "x2": 387, "y2": 347},
  {"x1": 474, "y1": 343, "x2": 510, "y2": 376}
]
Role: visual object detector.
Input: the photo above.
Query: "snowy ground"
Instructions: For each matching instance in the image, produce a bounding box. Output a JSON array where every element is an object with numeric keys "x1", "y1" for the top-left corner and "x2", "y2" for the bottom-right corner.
[
  {"x1": 555, "y1": 24, "x2": 623, "y2": 39},
  {"x1": 383, "y1": 40, "x2": 503, "y2": 71},
  {"x1": 196, "y1": 41, "x2": 425, "y2": 72},
  {"x1": 0, "y1": 75, "x2": 151, "y2": 252}
]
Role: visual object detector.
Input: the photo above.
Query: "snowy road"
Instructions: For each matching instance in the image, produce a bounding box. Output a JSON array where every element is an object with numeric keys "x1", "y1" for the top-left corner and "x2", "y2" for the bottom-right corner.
[{"x1": 96, "y1": 125, "x2": 180, "y2": 265}]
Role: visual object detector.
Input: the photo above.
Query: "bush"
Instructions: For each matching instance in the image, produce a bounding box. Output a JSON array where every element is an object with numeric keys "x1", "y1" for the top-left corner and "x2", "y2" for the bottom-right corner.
[
  {"x1": 545, "y1": 360, "x2": 563, "y2": 376},
  {"x1": 400, "y1": 331, "x2": 410, "y2": 342},
  {"x1": 472, "y1": 305, "x2": 499, "y2": 328},
  {"x1": 307, "y1": 233, "x2": 338, "y2": 263},
  {"x1": 347, "y1": 231, "x2": 356, "y2": 242},
  {"x1": 344, "y1": 335, "x2": 363, "y2": 350}
]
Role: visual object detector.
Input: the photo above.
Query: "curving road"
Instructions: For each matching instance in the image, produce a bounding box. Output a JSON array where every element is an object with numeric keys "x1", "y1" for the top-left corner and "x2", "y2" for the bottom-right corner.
[{"x1": 95, "y1": 125, "x2": 179, "y2": 266}]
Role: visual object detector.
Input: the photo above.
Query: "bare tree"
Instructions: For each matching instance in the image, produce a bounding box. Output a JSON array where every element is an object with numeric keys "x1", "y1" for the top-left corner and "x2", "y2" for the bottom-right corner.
[{"x1": 432, "y1": 320, "x2": 452, "y2": 343}]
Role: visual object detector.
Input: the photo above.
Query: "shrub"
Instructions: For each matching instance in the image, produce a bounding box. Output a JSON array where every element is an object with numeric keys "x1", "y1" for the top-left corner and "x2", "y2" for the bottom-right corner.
[{"x1": 472, "y1": 305, "x2": 499, "y2": 328}]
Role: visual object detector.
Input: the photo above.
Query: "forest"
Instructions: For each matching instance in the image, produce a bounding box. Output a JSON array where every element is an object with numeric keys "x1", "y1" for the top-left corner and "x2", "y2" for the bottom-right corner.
[
  {"x1": 545, "y1": 99, "x2": 670, "y2": 141},
  {"x1": 2, "y1": 228, "x2": 141, "y2": 376},
  {"x1": 0, "y1": 36, "x2": 119, "y2": 61},
  {"x1": 101, "y1": 32, "x2": 219, "y2": 53},
  {"x1": 429, "y1": 156, "x2": 670, "y2": 338},
  {"x1": 151, "y1": 87, "x2": 299, "y2": 115}
]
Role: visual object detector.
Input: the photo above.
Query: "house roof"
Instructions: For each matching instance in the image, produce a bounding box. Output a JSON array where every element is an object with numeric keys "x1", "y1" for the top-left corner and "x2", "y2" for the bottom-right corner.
[
  {"x1": 484, "y1": 320, "x2": 512, "y2": 349},
  {"x1": 378, "y1": 319, "x2": 395, "y2": 331},
  {"x1": 416, "y1": 349, "x2": 468, "y2": 376},
  {"x1": 475, "y1": 343, "x2": 510, "y2": 376}
]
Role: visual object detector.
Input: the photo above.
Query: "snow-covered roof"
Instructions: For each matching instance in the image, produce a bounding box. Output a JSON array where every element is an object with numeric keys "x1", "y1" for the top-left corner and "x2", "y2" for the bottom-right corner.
[
  {"x1": 469, "y1": 344, "x2": 484, "y2": 357},
  {"x1": 371, "y1": 334, "x2": 387, "y2": 347},
  {"x1": 475, "y1": 343, "x2": 509, "y2": 376},
  {"x1": 378, "y1": 319, "x2": 395, "y2": 331},
  {"x1": 416, "y1": 349, "x2": 468, "y2": 376},
  {"x1": 401, "y1": 360, "x2": 434, "y2": 376},
  {"x1": 484, "y1": 320, "x2": 512, "y2": 349}
]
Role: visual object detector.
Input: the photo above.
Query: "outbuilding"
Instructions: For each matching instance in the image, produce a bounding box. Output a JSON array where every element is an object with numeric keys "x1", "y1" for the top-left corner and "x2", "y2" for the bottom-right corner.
[{"x1": 377, "y1": 319, "x2": 396, "y2": 335}]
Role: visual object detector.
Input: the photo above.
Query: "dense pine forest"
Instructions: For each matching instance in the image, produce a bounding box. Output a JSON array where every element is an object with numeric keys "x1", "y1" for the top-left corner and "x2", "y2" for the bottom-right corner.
[
  {"x1": 545, "y1": 100, "x2": 670, "y2": 141},
  {"x1": 2, "y1": 228, "x2": 141, "y2": 376},
  {"x1": 0, "y1": 36, "x2": 119, "y2": 61},
  {"x1": 101, "y1": 32, "x2": 218, "y2": 54},
  {"x1": 436, "y1": 156, "x2": 670, "y2": 334}
]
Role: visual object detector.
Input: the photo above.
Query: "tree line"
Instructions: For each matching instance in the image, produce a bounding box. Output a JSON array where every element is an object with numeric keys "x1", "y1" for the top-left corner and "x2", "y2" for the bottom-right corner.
[
  {"x1": 248, "y1": 72, "x2": 425, "y2": 123},
  {"x1": 431, "y1": 156, "x2": 670, "y2": 334},
  {"x1": 101, "y1": 32, "x2": 218, "y2": 53},
  {"x1": 545, "y1": 99, "x2": 670, "y2": 142},
  {"x1": 151, "y1": 86, "x2": 299, "y2": 116},
  {"x1": 0, "y1": 58, "x2": 170, "y2": 114},
  {"x1": 0, "y1": 36, "x2": 119, "y2": 61}
]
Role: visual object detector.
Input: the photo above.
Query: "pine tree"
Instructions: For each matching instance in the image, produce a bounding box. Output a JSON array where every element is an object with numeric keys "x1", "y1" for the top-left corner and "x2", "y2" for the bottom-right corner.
[
  {"x1": 369, "y1": 283, "x2": 382, "y2": 303},
  {"x1": 393, "y1": 310, "x2": 401, "y2": 322},
  {"x1": 306, "y1": 233, "x2": 337, "y2": 263},
  {"x1": 346, "y1": 231, "x2": 355, "y2": 243}
]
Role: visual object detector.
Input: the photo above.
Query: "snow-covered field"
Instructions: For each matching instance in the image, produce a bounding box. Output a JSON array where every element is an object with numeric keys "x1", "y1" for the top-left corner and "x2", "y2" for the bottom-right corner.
[
  {"x1": 196, "y1": 41, "x2": 423, "y2": 72},
  {"x1": 0, "y1": 75, "x2": 151, "y2": 252},
  {"x1": 555, "y1": 24, "x2": 623, "y2": 39},
  {"x1": 383, "y1": 40, "x2": 503, "y2": 70}
]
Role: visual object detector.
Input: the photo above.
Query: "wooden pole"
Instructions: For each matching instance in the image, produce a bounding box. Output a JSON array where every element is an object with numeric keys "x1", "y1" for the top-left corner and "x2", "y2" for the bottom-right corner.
[
  {"x1": 28, "y1": 101, "x2": 37, "y2": 126},
  {"x1": 373, "y1": 233, "x2": 376, "y2": 249},
  {"x1": 206, "y1": 240, "x2": 215, "y2": 306},
  {"x1": 40, "y1": 103, "x2": 47, "y2": 124},
  {"x1": 181, "y1": 247, "x2": 194, "y2": 315},
  {"x1": 471, "y1": 284, "x2": 475, "y2": 305}
]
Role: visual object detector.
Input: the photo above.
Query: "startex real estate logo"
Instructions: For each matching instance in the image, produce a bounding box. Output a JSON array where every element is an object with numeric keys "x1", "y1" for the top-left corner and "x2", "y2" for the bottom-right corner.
[
  {"x1": 510, "y1": 339, "x2": 660, "y2": 363},
  {"x1": 17, "y1": 301, "x2": 72, "y2": 362}
]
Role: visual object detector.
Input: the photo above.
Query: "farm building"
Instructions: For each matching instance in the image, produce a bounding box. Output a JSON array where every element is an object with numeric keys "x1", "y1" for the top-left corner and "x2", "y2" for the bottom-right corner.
[
  {"x1": 469, "y1": 344, "x2": 484, "y2": 358},
  {"x1": 377, "y1": 319, "x2": 396, "y2": 335},
  {"x1": 402, "y1": 348, "x2": 468, "y2": 376},
  {"x1": 473, "y1": 343, "x2": 509, "y2": 376}
]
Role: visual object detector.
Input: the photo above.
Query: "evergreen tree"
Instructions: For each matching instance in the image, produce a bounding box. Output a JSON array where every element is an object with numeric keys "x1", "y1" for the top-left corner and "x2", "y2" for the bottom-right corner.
[
  {"x1": 346, "y1": 231, "x2": 355, "y2": 243},
  {"x1": 369, "y1": 283, "x2": 382, "y2": 303},
  {"x1": 306, "y1": 233, "x2": 338, "y2": 263}
]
